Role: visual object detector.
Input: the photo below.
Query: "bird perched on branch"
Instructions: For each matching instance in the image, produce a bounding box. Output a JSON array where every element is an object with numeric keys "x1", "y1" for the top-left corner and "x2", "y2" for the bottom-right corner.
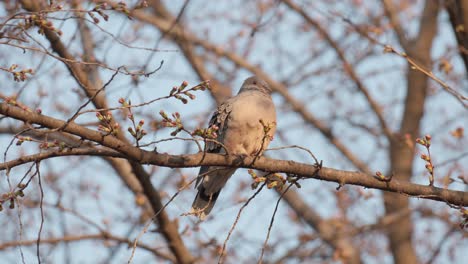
[{"x1": 191, "y1": 76, "x2": 277, "y2": 220}]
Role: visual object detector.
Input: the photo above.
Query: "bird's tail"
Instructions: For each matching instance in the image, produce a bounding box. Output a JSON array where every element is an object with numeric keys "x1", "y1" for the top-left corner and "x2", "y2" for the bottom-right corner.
[
  {"x1": 190, "y1": 168, "x2": 235, "y2": 220},
  {"x1": 190, "y1": 185, "x2": 221, "y2": 220}
]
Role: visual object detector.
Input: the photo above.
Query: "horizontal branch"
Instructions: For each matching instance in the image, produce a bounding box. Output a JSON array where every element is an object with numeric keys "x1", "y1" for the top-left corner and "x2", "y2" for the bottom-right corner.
[
  {"x1": 0, "y1": 148, "x2": 124, "y2": 171},
  {"x1": 0, "y1": 233, "x2": 175, "y2": 262},
  {"x1": 1, "y1": 102, "x2": 467, "y2": 206}
]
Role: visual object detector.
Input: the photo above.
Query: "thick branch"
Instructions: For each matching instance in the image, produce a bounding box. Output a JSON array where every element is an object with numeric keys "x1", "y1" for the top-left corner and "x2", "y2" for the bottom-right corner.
[
  {"x1": 18, "y1": 1, "x2": 194, "y2": 263},
  {"x1": 1, "y1": 103, "x2": 467, "y2": 207},
  {"x1": 381, "y1": 0, "x2": 410, "y2": 49},
  {"x1": 0, "y1": 148, "x2": 124, "y2": 170},
  {"x1": 384, "y1": 1, "x2": 440, "y2": 263},
  {"x1": 280, "y1": 190, "x2": 362, "y2": 263},
  {"x1": 20, "y1": 0, "x2": 106, "y2": 103},
  {"x1": 445, "y1": 0, "x2": 468, "y2": 76}
]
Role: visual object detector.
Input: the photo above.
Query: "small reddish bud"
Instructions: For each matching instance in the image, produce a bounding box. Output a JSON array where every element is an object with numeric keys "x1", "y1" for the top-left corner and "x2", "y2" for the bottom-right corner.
[
  {"x1": 248, "y1": 169, "x2": 256, "y2": 178},
  {"x1": 159, "y1": 110, "x2": 168, "y2": 119},
  {"x1": 170, "y1": 86, "x2": 178, "y2": 95},
  {"x1": 267, "y1": 181, "x2": 278, "y2": 189},
  {"x1": 425, "y1": 163, "x2": 433, "y2": 172},
  {"x1": 425, "y1": 135, "x2": 431, "y2": 147},
  {"x1": 374, "y1": 171, "x2": 392, "y2": 182},
  {"x1": 451, "y1": 127, "x2": 464, "y2": 138},
  {"x1": 416, "y1": 138, "x2": 425, "y2": 145},
  {"x1": 255, "y1": 177, "x2": 266, "y2": 183}
]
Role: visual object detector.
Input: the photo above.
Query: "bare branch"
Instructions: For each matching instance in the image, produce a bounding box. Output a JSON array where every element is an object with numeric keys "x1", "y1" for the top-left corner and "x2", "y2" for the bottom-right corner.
[
  {"x1": 0, "y1": 233, "x2": 175, "y2": 262},
  {"x1": 283, "y1": 0, "x2": 393, "y2": 140},
  {"x1": 131, "y1": 7, "x2": 373, "y2": 175},
  {"x1": 1, "y1": 102, "x2": 467, "y2": 207},
  {"x1": 381, "y1": 0, "x2": 410, "y2": 49}
]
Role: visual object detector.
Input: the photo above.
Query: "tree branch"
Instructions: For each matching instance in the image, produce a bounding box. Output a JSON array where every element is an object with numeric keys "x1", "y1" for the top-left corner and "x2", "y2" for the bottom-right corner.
[
  {"x1": 283, "y1": 0, "x2": 393, "y2": 141},
  {"x1": 384, "y1": 1, "x2": 441, "y2": 263},
  {"x1": 0, "y1": 233, "x2": 175, "y2": 262},
  {"x1": 1, "y1": 102, "x2": 467, "y2": 207},
  {"x1": 131, "y1": 7, "x2": 373, "y2": 175},
  {"x1": 280, "y1": 190, "x2": 362, "y2": 263},
  {"x1": 381, "y1": 0, "x2": 410, "y2": 50},
  {"x1": 445, "y1": 0, "x2": 468, "y2": 77},
  {"x1": 17, "y1": 1, "x2": 194, "y2": 263},
  {"x1": 139, "y1": 4, "x2": 365, "y2": 262}
]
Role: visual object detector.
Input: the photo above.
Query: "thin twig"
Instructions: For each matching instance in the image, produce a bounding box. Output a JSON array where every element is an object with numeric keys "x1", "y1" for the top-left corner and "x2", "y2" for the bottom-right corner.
[
  {"x1": 35, "y1": 162, "x2": 44, "y2": 264},
  {"x1": 127, "y1": 174, "x2": 200, "y2": 263},
  {"x1": 258, "y1": 183, "x2": 294, "y2": 264},
  {"x1": 218, "y1": 183, "x2": 266, "y2": 264}
]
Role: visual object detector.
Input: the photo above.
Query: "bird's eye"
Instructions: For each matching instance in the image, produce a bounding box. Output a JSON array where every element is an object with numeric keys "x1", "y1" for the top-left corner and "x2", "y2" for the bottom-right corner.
[{"x1": 253, "y1": 81, "x2": 257, "y2": 85}]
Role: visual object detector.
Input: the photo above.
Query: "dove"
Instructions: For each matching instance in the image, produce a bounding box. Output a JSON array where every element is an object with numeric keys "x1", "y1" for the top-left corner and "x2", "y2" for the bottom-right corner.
[{"x1": 191, "y1": 76, "x2": 276, "y2": 219}]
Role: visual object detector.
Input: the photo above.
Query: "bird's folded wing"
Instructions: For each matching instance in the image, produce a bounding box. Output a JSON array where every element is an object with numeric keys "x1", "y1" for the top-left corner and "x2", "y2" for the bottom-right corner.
[{"x1": 195, "y1": 100, "x2": 233, "y2": 187}]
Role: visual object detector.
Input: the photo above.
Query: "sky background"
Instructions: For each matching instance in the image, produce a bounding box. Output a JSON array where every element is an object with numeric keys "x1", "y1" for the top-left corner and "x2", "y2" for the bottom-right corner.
[{"x1": 0, "y1": 0, "x2": 467, "y2": 263}]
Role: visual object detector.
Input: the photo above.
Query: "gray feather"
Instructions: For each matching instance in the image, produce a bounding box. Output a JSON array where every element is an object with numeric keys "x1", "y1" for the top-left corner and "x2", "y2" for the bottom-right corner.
[{"x1": 191, "y1": 76, "x2": 276, "y2": 220}]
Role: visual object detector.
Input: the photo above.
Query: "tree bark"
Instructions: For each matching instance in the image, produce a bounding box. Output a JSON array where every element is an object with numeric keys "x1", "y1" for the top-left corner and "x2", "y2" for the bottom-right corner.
[
  {"x1": 446, "y1": 0, "x2": 468, "y2": 76},
  {"x1": 383, "y1": 1, "x2": 440, "y2": 263}
]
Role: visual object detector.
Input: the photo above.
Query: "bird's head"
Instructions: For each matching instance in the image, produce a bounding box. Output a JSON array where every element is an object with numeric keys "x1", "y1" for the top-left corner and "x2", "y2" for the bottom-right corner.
[{"x1": 238, "y1": 76, "x2": 272, "y2": 95}]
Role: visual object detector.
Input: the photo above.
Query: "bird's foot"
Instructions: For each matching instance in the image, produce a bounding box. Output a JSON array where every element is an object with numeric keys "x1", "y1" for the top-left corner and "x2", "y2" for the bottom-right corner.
[
  {"x1": 312, "y1": 160, "x2": 323, "y2": 177},
  {"x1": 314, "y1": 160, "x2": 323, "y2": 169},
  {"x1": 233, "y1": 153, "x2": 248, "y2": 165}
]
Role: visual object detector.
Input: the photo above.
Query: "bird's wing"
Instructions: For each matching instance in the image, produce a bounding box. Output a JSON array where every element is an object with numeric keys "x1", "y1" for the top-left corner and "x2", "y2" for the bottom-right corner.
[{"x1": 195, "y1": 100, "x2": 233, "y2": 187}]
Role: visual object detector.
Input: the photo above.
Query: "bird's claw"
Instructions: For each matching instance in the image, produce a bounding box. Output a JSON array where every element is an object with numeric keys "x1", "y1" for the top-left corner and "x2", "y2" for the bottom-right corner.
[
  {"x1": 314, "y1": 160, "x2": 323, "y2": 170},
  {"x1": 312, "y1": 160, "x2": 322, "y2": 177}
]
